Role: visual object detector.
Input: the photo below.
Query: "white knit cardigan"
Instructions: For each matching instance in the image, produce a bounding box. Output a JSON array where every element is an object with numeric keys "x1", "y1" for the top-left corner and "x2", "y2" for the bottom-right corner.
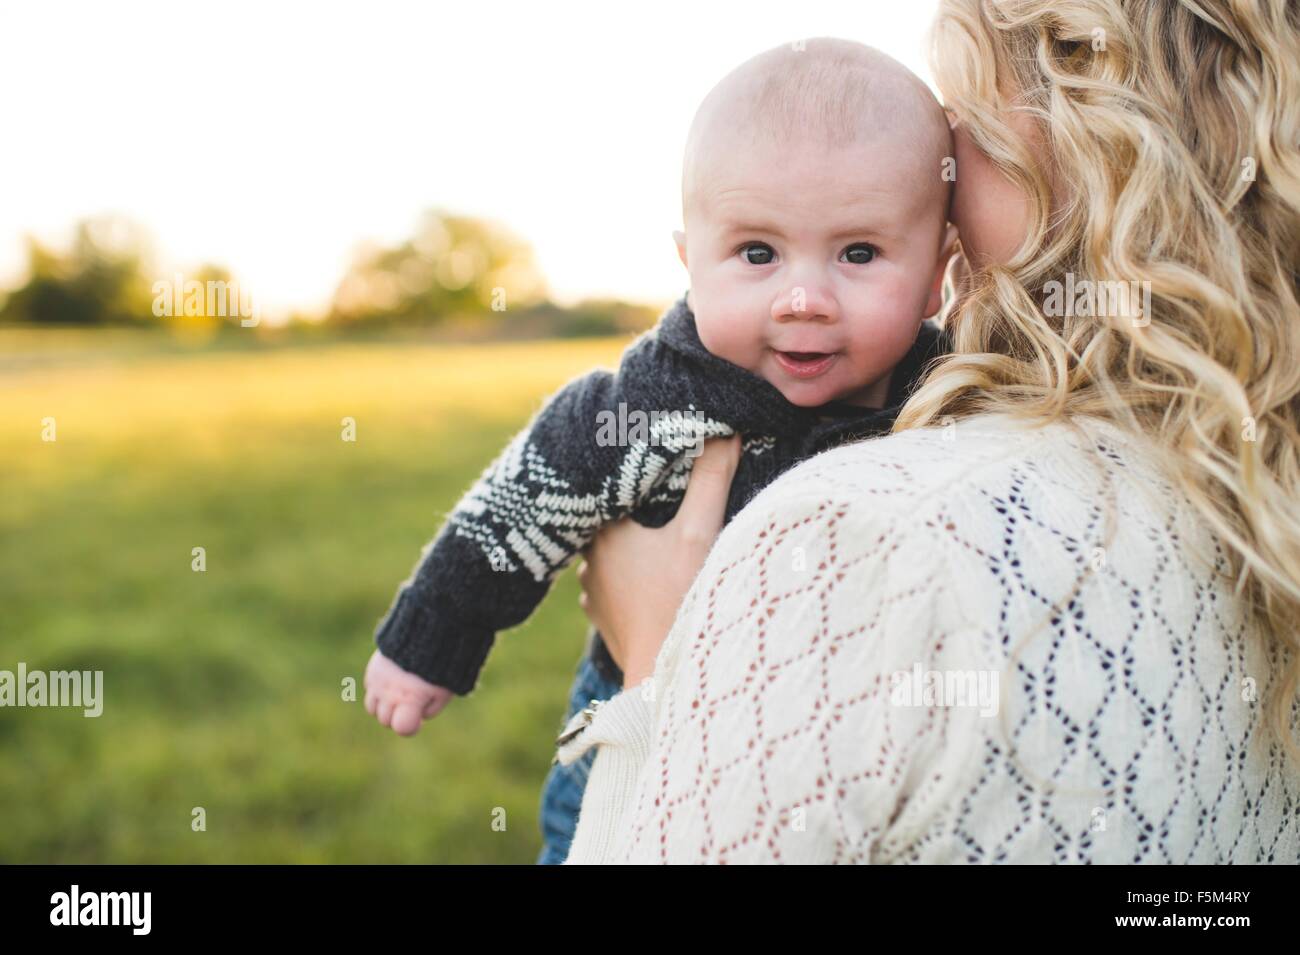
[{"x1": 555, "y1": 412, "x2": 1300, "y2": 864}]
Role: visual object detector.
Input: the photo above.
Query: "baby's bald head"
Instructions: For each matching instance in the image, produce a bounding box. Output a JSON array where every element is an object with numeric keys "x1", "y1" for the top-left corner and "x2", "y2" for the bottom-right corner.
[{"x1": 681, "y1": 38, "x2": 952, "y2": 227}]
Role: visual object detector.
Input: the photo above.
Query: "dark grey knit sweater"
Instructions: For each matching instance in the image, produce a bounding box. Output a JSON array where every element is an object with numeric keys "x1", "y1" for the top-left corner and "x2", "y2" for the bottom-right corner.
[{"x1": 372, "y1": 292, "x2": 951, "y2": 693}]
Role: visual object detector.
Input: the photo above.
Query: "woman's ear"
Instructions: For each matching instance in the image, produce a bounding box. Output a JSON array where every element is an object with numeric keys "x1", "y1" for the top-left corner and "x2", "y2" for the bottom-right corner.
[
  {"x1": 924, "y1": 222, "x2": 960, "y2": 318},
  {"x1": 673, "y1": 230, "x2": 688, "y2": 269}
]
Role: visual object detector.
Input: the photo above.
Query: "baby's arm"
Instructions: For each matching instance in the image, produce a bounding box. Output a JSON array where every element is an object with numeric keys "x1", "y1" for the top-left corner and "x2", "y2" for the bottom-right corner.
[{"x1": 365, "y1": 348, "x2": 724, "y2": 734}]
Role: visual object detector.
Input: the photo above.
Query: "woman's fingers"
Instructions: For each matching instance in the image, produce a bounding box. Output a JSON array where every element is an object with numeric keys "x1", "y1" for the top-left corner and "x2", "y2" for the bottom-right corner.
[
  {"x1": 574, "y1": 434, "x2": 742, "y2": 680},
  {"x1": 674, "y1": 434, "x2": 743, "y2": 544}
]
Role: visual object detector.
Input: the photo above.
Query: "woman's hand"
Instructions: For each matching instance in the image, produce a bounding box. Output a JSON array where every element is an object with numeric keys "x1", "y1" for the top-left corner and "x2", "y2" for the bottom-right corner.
[{"x1": 577, "y1": 435, "x2": 743, "y2": 690}]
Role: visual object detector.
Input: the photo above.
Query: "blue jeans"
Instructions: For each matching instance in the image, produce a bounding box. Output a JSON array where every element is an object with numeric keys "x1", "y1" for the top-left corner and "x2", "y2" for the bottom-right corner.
[{"x1": 536, "y1": 651, "x2": 625, "y2": 864}]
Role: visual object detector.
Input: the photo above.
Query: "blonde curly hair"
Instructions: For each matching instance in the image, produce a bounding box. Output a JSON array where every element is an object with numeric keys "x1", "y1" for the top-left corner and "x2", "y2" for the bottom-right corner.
[{"x1": 898, "y1": 0, "x2": 1300, "y2": 760}]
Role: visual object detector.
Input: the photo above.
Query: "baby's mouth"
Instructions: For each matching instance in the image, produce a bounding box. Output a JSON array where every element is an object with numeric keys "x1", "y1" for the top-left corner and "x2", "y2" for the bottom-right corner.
[{"x1": 773, "y1": 349, "x2": 839, "y2": 379}]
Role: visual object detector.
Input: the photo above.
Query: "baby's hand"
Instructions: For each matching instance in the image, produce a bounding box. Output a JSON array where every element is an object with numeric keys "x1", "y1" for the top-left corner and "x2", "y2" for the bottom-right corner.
[{"x1": 363, "y1": 648, "x2": 455, "y2": 736}]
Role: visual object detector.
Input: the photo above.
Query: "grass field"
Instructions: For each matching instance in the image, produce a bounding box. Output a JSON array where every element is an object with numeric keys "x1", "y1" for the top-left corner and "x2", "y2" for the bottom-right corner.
[{"x1": 0, "y1": 325, "x2": 631, "y2": 863}]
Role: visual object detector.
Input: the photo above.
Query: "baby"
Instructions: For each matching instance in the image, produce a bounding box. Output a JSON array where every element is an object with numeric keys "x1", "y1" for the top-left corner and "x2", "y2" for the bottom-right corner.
[{"x1": 362, "y1": 37, "x2": 956, "y2": 862}]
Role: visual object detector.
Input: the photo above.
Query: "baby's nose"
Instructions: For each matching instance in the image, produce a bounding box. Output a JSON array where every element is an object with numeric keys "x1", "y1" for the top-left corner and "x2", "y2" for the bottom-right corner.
[{"x1": 771, "y1": 284, "x2": 837, "y2": 322}]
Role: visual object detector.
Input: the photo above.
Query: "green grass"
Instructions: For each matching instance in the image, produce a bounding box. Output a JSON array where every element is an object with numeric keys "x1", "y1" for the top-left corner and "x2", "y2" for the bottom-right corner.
[{"x1": 0, "y1": 325, "x2": 631, "y2": 863}]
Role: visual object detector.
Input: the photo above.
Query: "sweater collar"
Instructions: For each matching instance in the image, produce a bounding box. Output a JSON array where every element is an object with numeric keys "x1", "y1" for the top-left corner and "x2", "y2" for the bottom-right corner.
[{"x1": 653, "y1": 291, "x2": 948, "y2": 442}]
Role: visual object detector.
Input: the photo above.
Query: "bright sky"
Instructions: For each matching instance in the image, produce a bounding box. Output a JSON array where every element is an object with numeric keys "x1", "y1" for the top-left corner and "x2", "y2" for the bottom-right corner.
[{"x1": 0, "y1": 0, "x2": 941, "y2": 319}]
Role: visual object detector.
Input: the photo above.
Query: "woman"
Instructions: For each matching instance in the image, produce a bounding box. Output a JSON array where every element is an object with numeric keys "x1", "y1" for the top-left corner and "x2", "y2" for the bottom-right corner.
[{"x1": 555, "y1": 0, "x2": 1300, "y2": 863}]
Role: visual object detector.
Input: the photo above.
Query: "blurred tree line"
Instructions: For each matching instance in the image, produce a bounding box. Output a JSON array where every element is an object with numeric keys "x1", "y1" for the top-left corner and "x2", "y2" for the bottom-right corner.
[
  {"x1": 1, "y1": 219, "x2": 158, "y2": 326},
  {"x1": 0, "y1": 209, "x2": 660, "y2": 337}
]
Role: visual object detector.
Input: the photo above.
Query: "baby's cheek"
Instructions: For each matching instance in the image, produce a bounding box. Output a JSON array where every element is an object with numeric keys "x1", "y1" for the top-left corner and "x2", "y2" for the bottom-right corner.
[
  {"x1": 847, "y1": 285, "x2": 924, "y2": 360},
  {"x1": 696, "y1": 310, "x2": 761, "y2": 369}
]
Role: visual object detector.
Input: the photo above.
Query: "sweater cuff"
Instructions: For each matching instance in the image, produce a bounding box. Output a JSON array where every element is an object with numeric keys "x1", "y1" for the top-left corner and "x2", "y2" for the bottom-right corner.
[{"x1": 372, "y1": 586, "x2": 495, "y2": 695}]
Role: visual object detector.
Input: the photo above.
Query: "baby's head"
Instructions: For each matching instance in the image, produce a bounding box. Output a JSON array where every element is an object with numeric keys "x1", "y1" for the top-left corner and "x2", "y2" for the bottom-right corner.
[{"x1": 675, "y1": 38, "x2": 955, "y2": 408}]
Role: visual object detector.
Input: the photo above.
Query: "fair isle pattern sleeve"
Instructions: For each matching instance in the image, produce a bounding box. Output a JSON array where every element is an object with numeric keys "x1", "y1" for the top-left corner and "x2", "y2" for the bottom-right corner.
[{"x1": 372, "y1": 364, "x2": 734, "y2": 695}]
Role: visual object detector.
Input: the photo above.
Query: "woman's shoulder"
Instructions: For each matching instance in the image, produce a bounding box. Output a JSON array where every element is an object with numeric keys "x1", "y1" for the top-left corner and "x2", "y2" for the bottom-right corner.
[
  {"x1": 717, "y1": 409, "x2": 1204, "y2": 602},
  {"x1": 747, "y1": 410, "x2": 1174, "y2": 528}
]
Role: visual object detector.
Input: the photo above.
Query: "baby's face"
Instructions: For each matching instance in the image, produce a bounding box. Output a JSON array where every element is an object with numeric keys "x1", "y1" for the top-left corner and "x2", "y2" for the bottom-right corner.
[{"x1": 678, "y1": 137, "x2": 950, "y2": 408}]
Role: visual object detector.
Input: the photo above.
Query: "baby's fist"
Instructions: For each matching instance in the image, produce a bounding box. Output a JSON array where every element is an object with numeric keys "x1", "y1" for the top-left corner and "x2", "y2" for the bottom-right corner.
[{"x1": 364, "y1": 649, "x2": 455, "y2": 736}]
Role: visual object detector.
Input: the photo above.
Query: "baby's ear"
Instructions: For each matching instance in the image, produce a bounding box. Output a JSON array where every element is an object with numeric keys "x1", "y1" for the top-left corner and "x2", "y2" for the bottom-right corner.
[
  {"x1": 672, "y1": 230, "x2": 688, "y2": 268},
  {"x1": 939, "y1": 221, "x2": 959, "y2": 259},
  {"x1": 924, "y1": 223, "x2": 960, "y2": 318}
]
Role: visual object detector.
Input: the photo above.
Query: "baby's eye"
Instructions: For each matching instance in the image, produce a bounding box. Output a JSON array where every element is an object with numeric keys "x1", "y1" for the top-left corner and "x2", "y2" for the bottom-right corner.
[
  {"x1": 739, "y1": 242, "x2": 775, "y2": 265},
  {"x1": 841, "y1": 243, "x2": 877, "y2": 265}
]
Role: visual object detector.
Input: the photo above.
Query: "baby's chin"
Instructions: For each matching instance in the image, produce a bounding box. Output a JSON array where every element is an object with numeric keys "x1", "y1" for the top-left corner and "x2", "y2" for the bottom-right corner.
[{"x1": 767, "y1": 376, "x2": 854, "y2": 409}]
